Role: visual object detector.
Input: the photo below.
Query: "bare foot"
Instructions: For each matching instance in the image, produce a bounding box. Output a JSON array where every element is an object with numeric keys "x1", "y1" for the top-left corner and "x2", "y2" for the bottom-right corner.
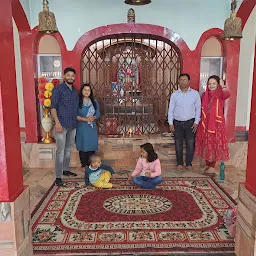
[
  {"x1": 186, "y1": 166, "x2": 193, "y2": 171},
  {"x1": 177, "y1": 165, "x2": 183, "y2": 171},
  {"x1": 112, "y1": 184, "x2": 121, "y2": 188},
  {"x1": 111, "y1": 174, "x2": 119, "y2": 179}
]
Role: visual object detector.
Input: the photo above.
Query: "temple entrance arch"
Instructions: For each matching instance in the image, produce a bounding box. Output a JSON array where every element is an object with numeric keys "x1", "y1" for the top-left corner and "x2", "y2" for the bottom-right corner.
[{"x1": 81, "y1": 34, "x2": 182, "y2": 135}]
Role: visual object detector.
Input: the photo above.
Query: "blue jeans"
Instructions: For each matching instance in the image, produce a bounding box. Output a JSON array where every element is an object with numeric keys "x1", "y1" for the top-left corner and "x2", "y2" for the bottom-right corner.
[
  {"x1": 55, "y1": 128, "x2": 76, "y2": 178},
  {"x1": 133, "y1": 176, "x2": 163, "y2": 189}
]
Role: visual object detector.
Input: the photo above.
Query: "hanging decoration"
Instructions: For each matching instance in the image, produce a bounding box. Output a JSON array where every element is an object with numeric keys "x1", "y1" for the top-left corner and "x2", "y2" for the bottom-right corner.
[
  {"x1": 222, "y1": 0, "x2": 242, "y2": 40},
  {"x1": 38, "y1": 0, "x2": 58, "y2": 34},
  {"x1": 127, "y1": 8, "x2": 135, "y2": 23},
  {"x1": 125, "y1": 0, "x2": 151, "y2": 6}
]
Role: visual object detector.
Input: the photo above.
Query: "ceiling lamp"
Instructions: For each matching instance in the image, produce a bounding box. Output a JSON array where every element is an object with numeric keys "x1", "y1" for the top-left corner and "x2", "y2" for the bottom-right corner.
[
  {"x1": 125, "y1": 0, "x2": 151, "y2": 6},
  {"x1": 38, "y1": 0, "x2": 58, "y2": 34},
  {"x1": 222, "y1": 0, "x2": 242, "y2": 40}
]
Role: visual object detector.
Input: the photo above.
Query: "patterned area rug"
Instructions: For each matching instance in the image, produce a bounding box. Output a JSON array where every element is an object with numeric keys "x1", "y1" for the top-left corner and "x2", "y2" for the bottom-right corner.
[{"x1": 32, "y1": 177, "x2": 236, "y2": 255}]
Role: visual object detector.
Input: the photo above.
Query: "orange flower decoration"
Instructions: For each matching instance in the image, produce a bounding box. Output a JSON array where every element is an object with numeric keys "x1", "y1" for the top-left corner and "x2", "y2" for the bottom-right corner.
[
  {"x1": 38, "y1": 77, "x2": 47, "y2": 84},
  {"x1": 38, "y1": 92, "x2": 45, "y2": 100},
  {"x1": 38, "y1": 84, "x2": 46, "y2": 92},
  {"x1": 39, "y1": 98, "x2": 44, "y2": 105}
]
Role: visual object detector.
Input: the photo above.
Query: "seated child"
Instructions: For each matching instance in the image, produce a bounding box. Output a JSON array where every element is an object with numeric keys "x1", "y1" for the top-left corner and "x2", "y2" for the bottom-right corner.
[
  {"x1": 85, "y1": 154, "x2": 120, "y2": 189},
  {"x1": 129, "y1": 143, "x2": 163, "y2": 189}
]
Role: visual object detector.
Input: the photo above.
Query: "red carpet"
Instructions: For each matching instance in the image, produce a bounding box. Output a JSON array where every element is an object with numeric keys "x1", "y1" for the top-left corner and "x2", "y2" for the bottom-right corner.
[{"x1": 32, "y1": 177, "x2": 235, "y2": 255}]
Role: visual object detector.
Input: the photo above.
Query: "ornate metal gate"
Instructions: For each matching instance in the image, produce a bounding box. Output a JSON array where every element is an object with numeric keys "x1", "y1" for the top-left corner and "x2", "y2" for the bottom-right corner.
[{"x1": 81, "y1": 34, "x2": 181, "y2": 135}]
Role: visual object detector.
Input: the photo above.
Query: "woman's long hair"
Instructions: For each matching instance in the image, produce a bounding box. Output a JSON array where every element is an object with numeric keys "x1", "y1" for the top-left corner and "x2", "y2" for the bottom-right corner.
[
  {"x1": 79, "y1": 83, "x2": 97, "y2": 109},
  {"x1": 140, "y1": 143, "x2": 158, "y2": 162}
]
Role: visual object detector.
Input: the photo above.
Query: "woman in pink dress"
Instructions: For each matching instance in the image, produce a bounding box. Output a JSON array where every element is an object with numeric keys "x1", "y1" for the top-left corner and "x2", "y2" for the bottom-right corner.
[{"x1": 194, "y1": 75, "x2": 230, "y2": 174}]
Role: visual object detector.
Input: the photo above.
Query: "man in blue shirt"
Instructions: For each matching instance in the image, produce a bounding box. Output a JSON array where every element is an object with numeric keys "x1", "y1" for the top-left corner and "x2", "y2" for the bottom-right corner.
[
  {"x1": 168, "y1": 73, "x2": 201, "y2": 171},
  {"x1": 51, "y1": 67, "x2": 79, "y2": 186}
]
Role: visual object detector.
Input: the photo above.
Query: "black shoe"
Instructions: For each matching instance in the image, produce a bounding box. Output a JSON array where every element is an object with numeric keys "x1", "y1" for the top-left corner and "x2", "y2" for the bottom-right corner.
[
  {"x1": 55, "y1": 178, "x2": 63, "y2": 186},
  {"x1": 63, "y1": 171, "x2": 77, "y2": 177}
]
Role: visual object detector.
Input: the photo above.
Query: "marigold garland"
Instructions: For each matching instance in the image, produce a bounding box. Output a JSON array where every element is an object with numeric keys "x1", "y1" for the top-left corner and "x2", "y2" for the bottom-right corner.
[
  {"x1": 37, "y1": 77, "x2": 60, "y2": 108},
  {"x1": 38, "y1": 92, "x2": 45, "y2": 100},
  {"x1": 45, "y1": 82, "x2": 54, "y2": 91},
  {"x1": 38, "y1": 77, "x2": 47, "y2": 84},
  {"x1": 44, "y1": 99, "x2": 51, "y2": 108},
  {"x1": 38, "y1": 84, "x2": 46, "y2": 92},
  {"x1": 44, "y1": 90, "x2": 52, "y2": 98}
]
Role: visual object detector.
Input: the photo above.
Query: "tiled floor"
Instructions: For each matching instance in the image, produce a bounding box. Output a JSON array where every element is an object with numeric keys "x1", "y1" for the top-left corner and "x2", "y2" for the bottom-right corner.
[{"x1": 24, "y1": 164, "x2": 245, "y2": 214}]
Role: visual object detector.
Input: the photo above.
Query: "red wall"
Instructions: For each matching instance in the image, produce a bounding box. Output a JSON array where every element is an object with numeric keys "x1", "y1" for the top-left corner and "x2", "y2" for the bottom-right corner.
[{"x1": 12, "y1": 0, "x2": 256, "y2": 143}]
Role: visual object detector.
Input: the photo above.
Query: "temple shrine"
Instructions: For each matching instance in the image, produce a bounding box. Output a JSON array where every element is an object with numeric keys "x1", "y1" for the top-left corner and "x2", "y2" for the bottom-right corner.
[{"x1": 0, "y1": 0, "x2": 256, "y2": 255}]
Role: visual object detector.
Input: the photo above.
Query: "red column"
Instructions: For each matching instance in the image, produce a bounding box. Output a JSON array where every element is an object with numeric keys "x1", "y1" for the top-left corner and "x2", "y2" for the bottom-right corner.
[
  {"x1": 0, "y1": 0, "x2": 24, "y2": 201},
  {"x1": 245, "y1": 45, "x2": 256, "y2": 196},
  {"x1": 20, "y1": 35, "x2": 39, "y2": 143},
  {"x1": 224, "y1": 40, "x2": 240, "y2": 143},
  {"x1": 12, "y1": 0, "x2": 39, "y2": 142}
]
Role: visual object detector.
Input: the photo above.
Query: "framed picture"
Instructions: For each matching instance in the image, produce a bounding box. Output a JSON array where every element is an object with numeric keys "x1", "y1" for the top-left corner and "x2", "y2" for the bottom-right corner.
[{"x1": 37, "y1": 54, "x2": 62, "y2": 79}]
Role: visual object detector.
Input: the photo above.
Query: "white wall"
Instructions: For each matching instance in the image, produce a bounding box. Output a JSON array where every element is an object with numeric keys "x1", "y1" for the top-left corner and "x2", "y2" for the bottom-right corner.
[
  {"x1": 236, "y1": 6, "x2": 256, "y2": 130},
  {"x1": 12, "y1": 19, "x2": 25, "y2": 128},
  {"x1": 27, "y1": 0, "x2": 233, "y2": 51}
]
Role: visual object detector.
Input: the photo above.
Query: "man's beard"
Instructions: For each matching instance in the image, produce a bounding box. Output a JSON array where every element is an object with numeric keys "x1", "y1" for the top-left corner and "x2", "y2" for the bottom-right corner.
[{"x1": 66, "y1": 79, "x2": 74, "y2": 85}]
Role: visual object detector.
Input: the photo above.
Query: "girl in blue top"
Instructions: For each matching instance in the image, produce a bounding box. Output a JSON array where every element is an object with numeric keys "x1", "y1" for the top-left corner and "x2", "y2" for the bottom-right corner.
[{"x1": 76, "y1": 83, "x2": 100, "y2": 167}]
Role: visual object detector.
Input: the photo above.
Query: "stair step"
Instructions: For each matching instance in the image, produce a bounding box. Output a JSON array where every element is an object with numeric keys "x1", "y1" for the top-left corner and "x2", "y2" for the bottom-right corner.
[{"x1": 69, "y1": 135, "x2": 200, "y2": 168}]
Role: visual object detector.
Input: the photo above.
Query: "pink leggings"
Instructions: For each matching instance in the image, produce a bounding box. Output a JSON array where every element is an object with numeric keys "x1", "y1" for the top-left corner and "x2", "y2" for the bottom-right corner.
[{"x1": 206, "y1": 160, "x2": 216, "y2": 168}]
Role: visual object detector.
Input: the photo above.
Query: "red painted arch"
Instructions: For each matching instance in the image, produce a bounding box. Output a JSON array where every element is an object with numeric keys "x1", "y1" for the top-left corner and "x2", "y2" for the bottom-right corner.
[
  {"x1": 194, "y1": 28, "x2": 240, "y2": 142},
  {"x1": 32, "y1": 27, "x2": 68, "y2": 56},
  {"x1": 72, "y1": 24, "x2": 191, "y2": 89},
  {"x1": 12, "y1": 0, "x2": 30, "y2": 33},
  {"x1": 195, "y1": 28, "x2": 225, "y2": 55},
  {"x1": 73, "y1": 24, "x2": 190, "y2": 53},
  {"x1": 237, "y1": 0, "x2": 256, "y2": 29}
]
